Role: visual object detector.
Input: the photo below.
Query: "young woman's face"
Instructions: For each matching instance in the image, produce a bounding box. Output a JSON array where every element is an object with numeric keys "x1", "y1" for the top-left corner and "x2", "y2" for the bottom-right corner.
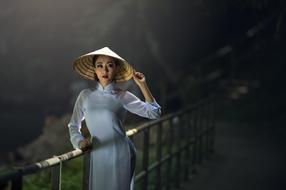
[{"x1": 94, "y1": 55, "x2": 117, "y2": 85}]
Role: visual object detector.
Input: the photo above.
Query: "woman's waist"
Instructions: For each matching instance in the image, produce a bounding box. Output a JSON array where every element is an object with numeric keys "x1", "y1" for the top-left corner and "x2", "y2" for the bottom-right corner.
[{"x1": 90, "y1": 134, "x2": 129, "y2": 149}]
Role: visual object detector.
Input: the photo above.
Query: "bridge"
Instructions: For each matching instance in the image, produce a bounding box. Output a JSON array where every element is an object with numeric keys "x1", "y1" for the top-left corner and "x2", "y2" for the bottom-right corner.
[
  {"x1": 0, "y1": 10, "x2": 285, "y2": 190},
  {"x1": 0, "y1": 96, "x2": 216, "y2": 190}
]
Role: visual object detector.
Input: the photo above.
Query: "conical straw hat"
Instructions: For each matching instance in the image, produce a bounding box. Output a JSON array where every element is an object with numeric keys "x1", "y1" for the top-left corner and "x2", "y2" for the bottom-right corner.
[{"x1": 73, "y1": 47, "x2": 133, "y2": 82}]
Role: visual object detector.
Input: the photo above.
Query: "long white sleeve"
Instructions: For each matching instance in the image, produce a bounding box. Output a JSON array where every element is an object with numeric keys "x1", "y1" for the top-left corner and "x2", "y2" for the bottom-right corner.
[
  {"x1": 120, "y1": 91, "x2": 161, "y2": 119},
  {"x1": 68, "y1": 90, "x2": 85, "y2": 149}
]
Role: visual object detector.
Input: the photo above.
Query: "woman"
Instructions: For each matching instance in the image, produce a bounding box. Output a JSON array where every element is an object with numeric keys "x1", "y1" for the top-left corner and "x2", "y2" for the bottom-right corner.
[{"x1": 68, "y1": 47, "x2": 161, "y2": 190}]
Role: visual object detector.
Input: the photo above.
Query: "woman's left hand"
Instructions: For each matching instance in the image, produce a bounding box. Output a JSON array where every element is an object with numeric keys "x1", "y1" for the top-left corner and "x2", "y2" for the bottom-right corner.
[
  {"x1": 133, "y1": 70, "x2": 146, "y2": 86},
  {"x1": 132, "y1": 70, "x2": 155, "y2": 103}
]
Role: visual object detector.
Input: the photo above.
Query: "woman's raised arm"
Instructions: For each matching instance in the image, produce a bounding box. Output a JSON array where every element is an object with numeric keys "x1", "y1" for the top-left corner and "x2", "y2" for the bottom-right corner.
[{"x1": 120, "y1": 71, "x2": 161, "y2": 119}]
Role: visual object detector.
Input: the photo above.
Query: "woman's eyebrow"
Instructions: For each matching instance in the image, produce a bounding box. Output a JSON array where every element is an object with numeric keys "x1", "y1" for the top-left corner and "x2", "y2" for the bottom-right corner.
[{"x1": 95, "y1": 61, "x2": 114, "y2": 65}]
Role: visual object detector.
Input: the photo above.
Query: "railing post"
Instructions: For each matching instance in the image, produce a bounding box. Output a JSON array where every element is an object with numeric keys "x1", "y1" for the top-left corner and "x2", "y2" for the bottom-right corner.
[
  {"x1": 175, "y1": 116, "x2": 182, "y2": 188},
  {"x1": 142, "y1": 128, "x2": 150, "y2": 190},
  {"x1": 198, "y1": 106, "x2": 203, "y2": 164},
  {"x1": 156, "y1": 123, "x2": 162, "y2": 190},
  {"x1": 51, "y1": 162, "x2": 61, "y2": 190},
  {"x1": 210, "y1": 98, "x2": 216, "y2": 153},
  {"x1": 192, "y1": 108, "x2": 199, "y2": 174},
  {"x1": 205, "y1": 99, "x2": 211, "y2": 159},
  {"x1": 82, "y1": 150, "x2": 91, "y2": 190},
  {"x1": 184, "y1": 112, "x2": 191, "y2": 180},
  {"x1": 201, "y1": 102, "x2": 207, "y2": 162},
  {"x1": 189, "y1": 111, "x2": 196, "y2": 175},
  {"x1": 166, "y1": 119, "x2": 174, "y2": 190},
  {"x1": 11, "y1": 170, "x2": 23, "y2": 190}
]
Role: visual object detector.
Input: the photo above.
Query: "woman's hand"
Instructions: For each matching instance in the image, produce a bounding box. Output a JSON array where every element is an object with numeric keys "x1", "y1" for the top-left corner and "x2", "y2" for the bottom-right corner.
[
  {"x1": 133, "y1": 70, "x2": 146, "y2": 87},
  {"x1": 78, "y1": 139, "x2": 92, "y2": 151},
  {"x1": 132, "y1": 70, "x2": 155, "y2": 102}
]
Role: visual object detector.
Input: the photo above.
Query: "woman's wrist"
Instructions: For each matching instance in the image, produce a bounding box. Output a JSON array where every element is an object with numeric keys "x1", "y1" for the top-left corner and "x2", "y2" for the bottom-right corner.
[
  {"x1": 137, "y1": 81, "x2": 147, "y2": 88},
  {"x1": 138, "y1": 82, "x2": 155, "y2": 102}
]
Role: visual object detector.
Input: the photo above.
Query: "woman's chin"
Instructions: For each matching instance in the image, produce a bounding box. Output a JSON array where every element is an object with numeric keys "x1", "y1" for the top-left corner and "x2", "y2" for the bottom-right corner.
[{"x1": 99, "y1": 78, "x2": 112, "y2": 84}]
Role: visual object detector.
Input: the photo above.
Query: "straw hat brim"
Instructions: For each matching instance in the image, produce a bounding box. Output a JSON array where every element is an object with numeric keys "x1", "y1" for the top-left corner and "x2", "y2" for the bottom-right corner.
[{"x1": 73, "y1": 47, "x2": 133, "y2": 82}]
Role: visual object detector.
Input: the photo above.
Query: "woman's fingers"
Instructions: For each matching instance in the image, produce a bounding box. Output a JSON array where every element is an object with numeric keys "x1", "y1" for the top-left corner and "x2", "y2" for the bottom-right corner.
[
  {"x1": 133, "y1": 70, "x2": 146, "y2": 86},
  {"x1": 79, "y1": 139, "x2": 92, "y2": 150},
  {"x1": 133, "y1": 71, "x2": 145, "y2": 80}
]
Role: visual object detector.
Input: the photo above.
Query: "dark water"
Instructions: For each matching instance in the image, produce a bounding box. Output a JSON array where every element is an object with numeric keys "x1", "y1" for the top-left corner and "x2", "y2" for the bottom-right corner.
[{"x1": 0, "y1": 110, "x2": 44, "y2": 155}]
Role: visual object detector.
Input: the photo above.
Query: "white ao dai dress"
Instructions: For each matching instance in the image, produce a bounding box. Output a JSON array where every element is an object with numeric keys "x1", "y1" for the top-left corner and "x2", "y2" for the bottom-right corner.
[{"x1": 68, "y1": 82, "x2": 161, "y2": 190}]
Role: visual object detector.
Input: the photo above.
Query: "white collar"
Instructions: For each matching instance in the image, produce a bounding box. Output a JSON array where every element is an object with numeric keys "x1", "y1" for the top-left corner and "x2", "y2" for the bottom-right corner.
[{"x1": 95, "y1": 82, "x2": 115, "y2": 92}]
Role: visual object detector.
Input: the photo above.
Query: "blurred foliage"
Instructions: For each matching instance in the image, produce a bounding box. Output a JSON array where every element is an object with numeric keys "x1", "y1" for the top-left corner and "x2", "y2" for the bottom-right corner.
[{"x1": 22, "y1": 157, "x2": 83, "y2": 190}]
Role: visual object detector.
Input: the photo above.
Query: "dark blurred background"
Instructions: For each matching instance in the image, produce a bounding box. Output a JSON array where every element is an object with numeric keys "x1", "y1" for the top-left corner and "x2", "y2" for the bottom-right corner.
[{"x1": 0, "y1": 0, "x2": 285, "y2": 188}]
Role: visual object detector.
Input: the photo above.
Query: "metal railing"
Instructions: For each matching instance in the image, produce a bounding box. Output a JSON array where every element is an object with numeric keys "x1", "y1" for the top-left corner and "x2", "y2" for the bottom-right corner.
[
  {"x1": 131, "y1": 96, "x2": 216, "y2": 190},
  {"x1": 0, "y1": 8, "x2": 281, "y2": 189},
  {"x1": 0, "y1": 95, "x2": 216, "y2": 190}
]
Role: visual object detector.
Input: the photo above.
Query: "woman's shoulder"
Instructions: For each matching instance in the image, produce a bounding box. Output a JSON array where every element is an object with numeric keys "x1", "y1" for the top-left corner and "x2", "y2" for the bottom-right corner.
[
  {"x1": 77, "y1": 88, "x2": 94, "y2": 98},
  {"x1": 113, "y1": 89, "x2": 139, "y2": 101},
  {"x1": 112, "y1": 88, "x2": 134, "y2": 96}
]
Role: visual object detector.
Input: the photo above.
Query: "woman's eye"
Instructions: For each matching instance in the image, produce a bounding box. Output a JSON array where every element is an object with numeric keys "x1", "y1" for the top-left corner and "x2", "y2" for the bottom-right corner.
[
  {"x1": 96, "y1": 64, "x2": 103, "y2": 68},
  {"x1": 108, "y1": 64, "x2": 114, "y2": 68}
]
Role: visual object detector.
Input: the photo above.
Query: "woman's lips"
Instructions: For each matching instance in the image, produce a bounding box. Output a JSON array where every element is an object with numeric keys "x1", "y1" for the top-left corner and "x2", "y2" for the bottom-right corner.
[{"x1": 102, "y1": 75, "x2": 108, "y2": 79}]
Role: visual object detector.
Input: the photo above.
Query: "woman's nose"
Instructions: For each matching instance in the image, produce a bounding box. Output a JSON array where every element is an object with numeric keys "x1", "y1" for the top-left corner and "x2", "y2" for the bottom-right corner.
[{"x1": 104, "y1": 65, "x2": 109, "y2": 72}]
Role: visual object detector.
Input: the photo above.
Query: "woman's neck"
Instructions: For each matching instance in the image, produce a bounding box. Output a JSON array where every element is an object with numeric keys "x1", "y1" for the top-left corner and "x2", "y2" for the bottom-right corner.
[{"x1": 98, "y1": 81, "x2": 111, "y2": 89}]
